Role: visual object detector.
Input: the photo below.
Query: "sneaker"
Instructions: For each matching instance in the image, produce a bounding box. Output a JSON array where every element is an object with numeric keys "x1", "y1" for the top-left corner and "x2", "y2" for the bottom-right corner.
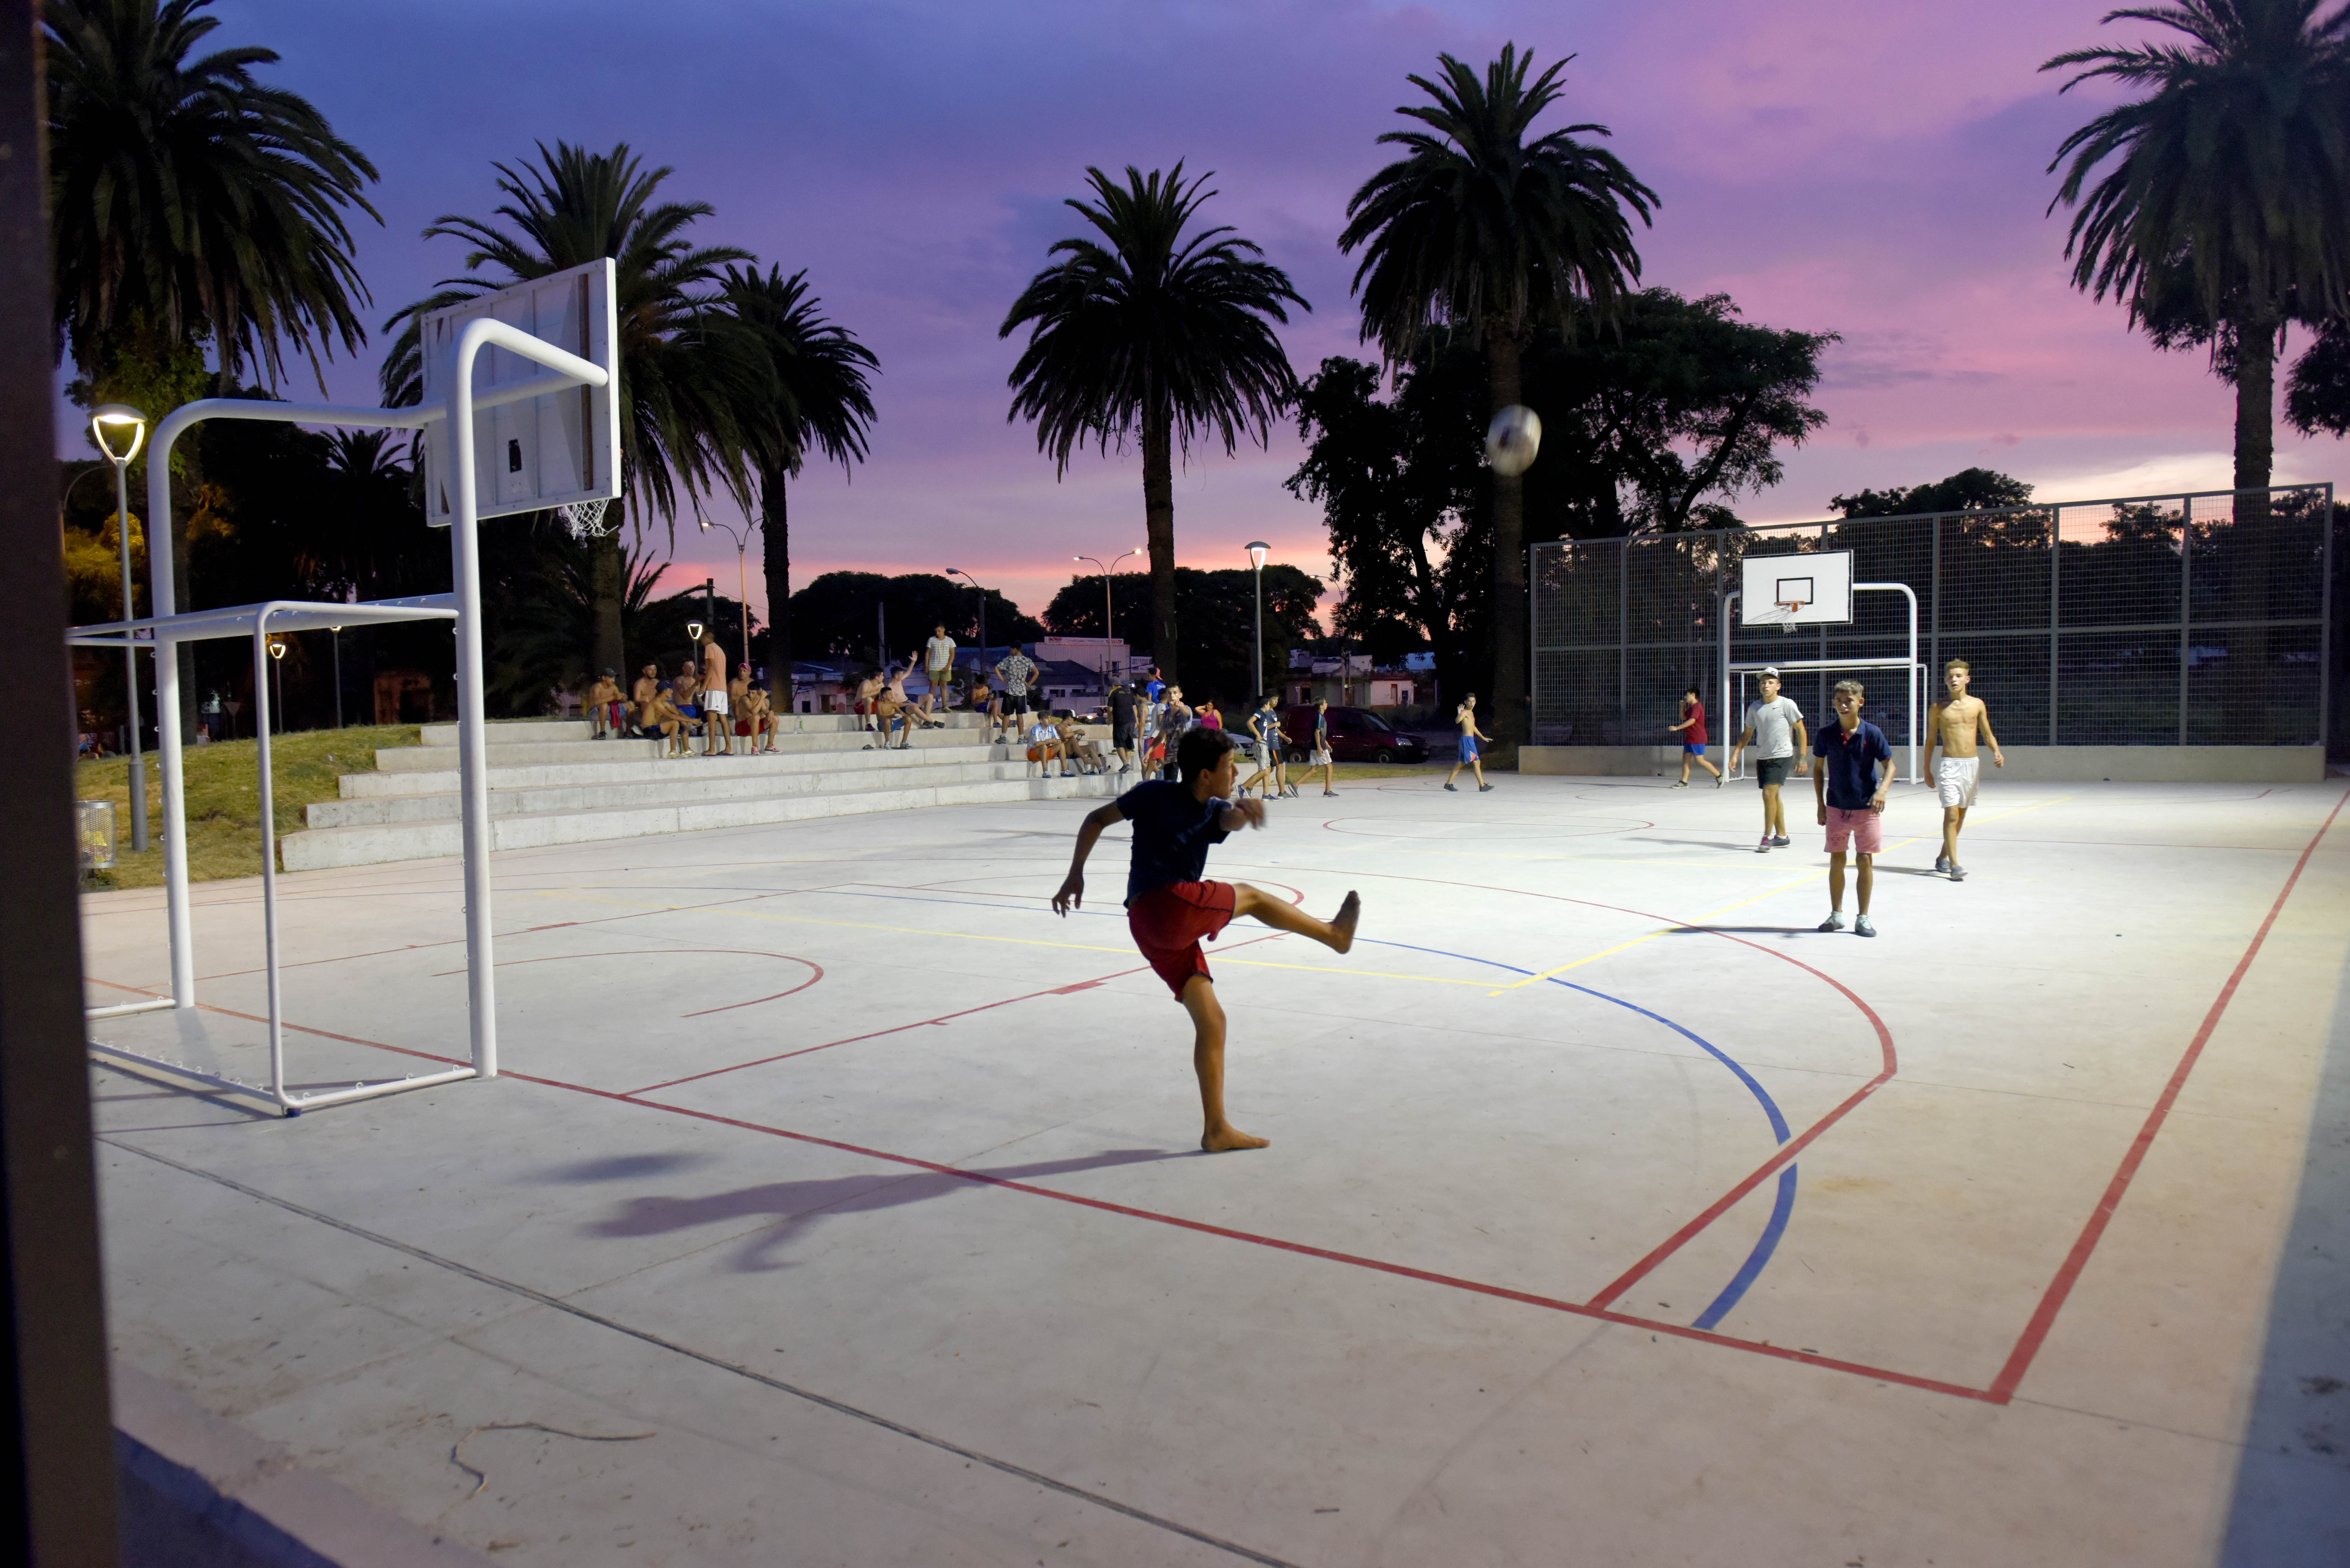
[
  {"x1": 1444, "y1": 783, "x2": 1458, "y2": 792},
  {"x1": 1948, "y1": 864, "x2": 1966, "y2": 882},
  {"x1": 1854, "y1": 915, "x2": 1877, "y2": 938},
  {"x1": 1771, "y1": 835, "x2": 1791, "y2": 847},
  {"x1": 1478, "y1": 783, "x2": 1494, "y2": 792},
  {"x1": 1934, "y1": 855, "x2": 1951, "y2": 873},
  {"x1": 1818, "y1": 912, "x2": 1846, "y2": 932},
  {"x1": 1757, "y1": 837, "x2": 1772, "y2": 853},
  {"x1": 1671, "y1": 780, "x2": 1689, "y2": 789},
  {"x1": 1714, "y1": 775, "x2": 1725, "y2": 788}
]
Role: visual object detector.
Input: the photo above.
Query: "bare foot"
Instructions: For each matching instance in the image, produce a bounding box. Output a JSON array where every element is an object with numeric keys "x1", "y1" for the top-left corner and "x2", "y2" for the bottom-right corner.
[
  {"x1": 1326, "y1": 891, "x2": 1361, "y2": 954},
  {"x1": 1201, "y1": 1125, "x2": 1270, "y2": 1152}
]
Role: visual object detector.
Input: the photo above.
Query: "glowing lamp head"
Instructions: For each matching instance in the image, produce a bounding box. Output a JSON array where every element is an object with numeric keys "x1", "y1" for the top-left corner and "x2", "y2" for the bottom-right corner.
[
  {"x1": 686, "y1": 622, "x2": 704, "y2": 642},
  {"x1": 90, "y1": 403, "x2": 149, "y2": 464},
  {"x1": 1246, "y1": 541, "x2": 1270, "y2": 571}
]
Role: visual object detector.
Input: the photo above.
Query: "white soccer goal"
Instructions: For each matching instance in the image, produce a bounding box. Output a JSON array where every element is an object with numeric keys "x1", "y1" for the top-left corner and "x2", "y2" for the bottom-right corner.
[
  {"x1": 77, "y1": 259, "x2": 620, "y2": 1115},
  {"x1": 1719, "y1": 552, "x2": 1924, "y2": 785}
]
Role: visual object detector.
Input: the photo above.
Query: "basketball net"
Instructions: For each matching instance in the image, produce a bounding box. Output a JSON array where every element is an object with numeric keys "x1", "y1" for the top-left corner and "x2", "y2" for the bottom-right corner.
[
  {"x1": 558, "y1": 498, "x2": 614, "y2": 541},
  {"x1": 1748, "y1": 598, "x2": 1807, "y2": 633}
]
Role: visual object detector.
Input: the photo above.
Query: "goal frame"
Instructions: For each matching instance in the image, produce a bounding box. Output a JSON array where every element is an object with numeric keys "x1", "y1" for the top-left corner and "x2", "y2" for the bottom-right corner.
[{"x1": 1719, "y1": 582, "x2": 1924, "y2": 785}]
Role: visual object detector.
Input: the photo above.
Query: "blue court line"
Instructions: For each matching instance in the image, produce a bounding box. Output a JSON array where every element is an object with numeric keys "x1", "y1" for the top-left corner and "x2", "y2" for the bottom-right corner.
[{"x1": 728, "y1": 886, "x2": 1798, "y2": 1327}]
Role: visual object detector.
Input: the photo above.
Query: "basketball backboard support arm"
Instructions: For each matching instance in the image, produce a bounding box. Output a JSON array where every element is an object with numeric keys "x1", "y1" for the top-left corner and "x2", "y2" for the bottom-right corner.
[
  {"x1": 141, "y1": 315, "x2": 613, "y2": 1088},
  {"x1": 1720, "y1": 582, "x2": 1922, "y2": 785}
]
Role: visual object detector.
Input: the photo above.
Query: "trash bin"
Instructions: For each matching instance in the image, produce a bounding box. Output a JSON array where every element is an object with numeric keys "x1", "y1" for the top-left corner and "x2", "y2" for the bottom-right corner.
[{"x1": 77, "y1": 799, "x2": 117, "y2": 873}]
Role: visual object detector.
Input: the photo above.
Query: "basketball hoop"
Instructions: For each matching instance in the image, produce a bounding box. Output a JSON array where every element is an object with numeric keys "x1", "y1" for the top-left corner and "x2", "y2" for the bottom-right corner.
[
  {"x1": 558, "y1": 498, "x2": 613, "y2": 540},
  {"x1": 1775, "y1": 598, "x2": 1806, "y2": 632}
]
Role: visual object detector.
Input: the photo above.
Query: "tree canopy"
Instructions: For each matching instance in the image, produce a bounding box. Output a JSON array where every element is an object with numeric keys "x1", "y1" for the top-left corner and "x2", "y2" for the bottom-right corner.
[
  {"x1": 1829, "y1": 467, "x2": 2034, "y2": 519},
  {"x1": 785, "y1": 572, "x2": 1041, "y2": 668},
  {"x1": 1042, "y1": 566, "x2": 1324, "y2": 705}
]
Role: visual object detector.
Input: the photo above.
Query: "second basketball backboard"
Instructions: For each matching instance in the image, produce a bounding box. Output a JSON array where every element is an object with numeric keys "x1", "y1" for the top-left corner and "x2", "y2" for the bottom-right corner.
[
  {"x1": 421, "y1": 257, "x2": 620, "y2": 527},
  {"x1": 1741, "y1": 549, "x2": 1853, "y2": 627}
]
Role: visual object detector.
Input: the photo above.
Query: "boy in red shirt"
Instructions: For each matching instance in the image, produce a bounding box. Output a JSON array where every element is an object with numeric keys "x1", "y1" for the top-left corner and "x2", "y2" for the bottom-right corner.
[
  {"x1": 1669, "y1": 684, "x2": 1723, "y2": 787},
  {"x1": 1052, "y1": 727, "x2": 1361, "y2": 1151}
]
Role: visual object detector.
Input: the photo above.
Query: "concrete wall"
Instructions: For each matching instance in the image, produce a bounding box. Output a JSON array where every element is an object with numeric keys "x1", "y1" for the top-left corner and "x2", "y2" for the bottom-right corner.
[{"x1": 1519, "y1": 743, "x2": 2328, "y2": 783}]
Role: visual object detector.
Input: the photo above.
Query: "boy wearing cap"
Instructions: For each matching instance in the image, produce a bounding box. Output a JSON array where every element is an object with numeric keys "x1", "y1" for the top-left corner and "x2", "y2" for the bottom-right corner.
[
  {"x1": 1812, "y1": 679, "x2": 1892, "y2": 937},
  {"x1": 1728, "y1": 667, "x2": 1809, "y2": 851},
  {"x1": 586, "y1": 669, "x2": 622, "y2": 739}
]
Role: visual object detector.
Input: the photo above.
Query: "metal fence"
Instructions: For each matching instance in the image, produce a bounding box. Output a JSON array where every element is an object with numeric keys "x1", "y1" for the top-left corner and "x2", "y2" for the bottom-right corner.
[{"x1": 1530, "y1": 484, "x2": 2335, "y2": 749}]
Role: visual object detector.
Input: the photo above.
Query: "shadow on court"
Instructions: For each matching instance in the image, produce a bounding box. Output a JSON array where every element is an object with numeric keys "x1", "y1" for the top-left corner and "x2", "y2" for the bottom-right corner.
[
  {"x1": 576, "y1": 1148, "x2": 1183, "y2": 1273},
  {"x1": 2220, "y1": 938, "x2": 2350, "y2": 1565}
]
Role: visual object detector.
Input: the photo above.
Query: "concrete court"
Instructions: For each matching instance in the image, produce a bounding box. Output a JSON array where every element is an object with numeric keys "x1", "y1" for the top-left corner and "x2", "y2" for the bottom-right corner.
[{"x1": 76, "y1": 769, "x2": 2350, "y2": 1567}]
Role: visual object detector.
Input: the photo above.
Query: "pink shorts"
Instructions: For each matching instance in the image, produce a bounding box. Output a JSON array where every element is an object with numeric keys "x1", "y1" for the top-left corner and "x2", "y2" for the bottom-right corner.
[{"x1": 1824, "y1": 805, "x2": 1883, "y2": 855}]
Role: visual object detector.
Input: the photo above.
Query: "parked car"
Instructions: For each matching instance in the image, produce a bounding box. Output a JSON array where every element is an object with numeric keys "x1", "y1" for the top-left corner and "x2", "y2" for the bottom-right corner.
[{"x1": 1280, "y1": 705, "x2": 1430, "y2": 765}]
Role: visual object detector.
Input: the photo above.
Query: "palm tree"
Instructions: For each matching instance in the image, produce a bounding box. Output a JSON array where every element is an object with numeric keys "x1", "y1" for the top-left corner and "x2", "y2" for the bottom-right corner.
[
  {"x1": 719, "y1": 265, "x2": 879, "y2": 674},
  {"x1": 382, "y1": 142, "x2": 765, "y2": 677},
  {"x1": 1340, "y1": 45, "x2": 1657, "y2": 745},
  {"x1": 1001, "y1": 164, "x2": 1307, "y2": 683},
  {"x1": 47, "y1": 0, "x2": 380, "y2": 726},
  {"x1": 2045, "y1": 0, "x2": 2350, "y2": 495}
]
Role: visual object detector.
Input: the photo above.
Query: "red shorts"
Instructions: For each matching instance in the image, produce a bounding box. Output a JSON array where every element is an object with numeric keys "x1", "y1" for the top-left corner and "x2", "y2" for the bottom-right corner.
[
  {"x1": 1126, "y1": 881, "x2": 1236, "y2": 998},
  {"x1": 1824, "y1": 805, "x2": 1883, "y2": 855}
]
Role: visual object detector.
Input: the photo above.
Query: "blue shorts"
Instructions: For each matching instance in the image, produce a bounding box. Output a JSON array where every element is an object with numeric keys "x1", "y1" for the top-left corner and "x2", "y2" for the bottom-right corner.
[
  {"x1": 1459, "y1": 736, "x2": 1479, "y2": 761},
  {"x1": 1684, "y1": 742, "x2": 1706, "y2": 755}
]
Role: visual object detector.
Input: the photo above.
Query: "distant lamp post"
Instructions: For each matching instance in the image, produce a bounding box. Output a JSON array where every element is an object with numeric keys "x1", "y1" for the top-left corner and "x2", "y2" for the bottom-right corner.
[
  {"x1": 947, "y1": 568, "x2": 988, "y2": 682},
  {"x1": 1072, "y1": 547, "x2": 1141, "y2": 691},
  {"x1": 92, "y1": 403, "x2": 151, "y2": 851},
  {"x1": 1245, "y1": 540, "x2": 1271, "y2": 702},
  {"x1": 698, "y1": 516, "x2": 752, "y2": 674},
  {"x1": 266, "y1": 636, "x2": 288, "y2": 735},
  {"x1": 330, "y1": 626, "x2": 344, "y2": 730}
]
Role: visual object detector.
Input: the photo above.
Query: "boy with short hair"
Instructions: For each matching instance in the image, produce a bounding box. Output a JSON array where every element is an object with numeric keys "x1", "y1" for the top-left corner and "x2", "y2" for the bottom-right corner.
[
  {"x1": 1812, "y1": 679, "x2": 1892, "y2": 937},
  {"x1": 1444, "y1": 694, "x2": 1494, "y2": 792},
  {"x1": 1923, "y1": 659, "x2": 2004, "y2": 881},
  {"x1": 586, "y1": 669, "x2": 623, "y2": 739},
  {"x1": 1053, "y1": 728, "x2": 1361, "y2": 1152},
  {"x1": 1729, "y1": 668, "x2": 1809, "y2": 851}
]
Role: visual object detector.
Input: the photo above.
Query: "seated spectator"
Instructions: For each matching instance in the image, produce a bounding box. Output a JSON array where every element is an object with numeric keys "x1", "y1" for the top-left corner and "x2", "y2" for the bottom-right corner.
[{"x1": 1025, "y1": 717, "x2": 1069, "y2": 777}]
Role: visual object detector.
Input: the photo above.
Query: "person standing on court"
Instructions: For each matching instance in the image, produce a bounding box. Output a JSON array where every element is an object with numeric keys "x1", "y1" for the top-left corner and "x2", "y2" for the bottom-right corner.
[
  {"x1": 1728, "y1": 668, "x2": 1808, "y2": 851},
  {"x1": 994, "y1": 646, "x2": 1038, "y2": 743},
  {"x1": 921, "y1": 624, "x2": 957, "y2": 721},
  {"x1": 1669, "y1": 685, "x2": 1723, "y2": 787},
  {"x1": 1108, "y1": 679, "x2": 1142, "y2": 774},
  {"x1": 698, "y1": 633, "x2": 731, "y2": 755},
  {"x1": 1812, "y1": 679, "x2": 1891, "y2": 937},
  {"x1": 1444, "y1": 694, "x2": 1493, "y2": 792},
  {"x1": 1305, "y1": 697, "x2": 1337, "y2": 797},
  {"x1": 1923, "y1": 658, "x2": 2004, "y2": 881}
]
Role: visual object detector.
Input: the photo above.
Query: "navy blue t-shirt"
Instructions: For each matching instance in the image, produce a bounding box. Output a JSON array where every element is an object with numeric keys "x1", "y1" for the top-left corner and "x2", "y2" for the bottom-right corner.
[
  {"x1": 1812, "y1": 719, "x2": 1891, "y2": 810},
  {"x1": 1117, "y1": 780, "x2": 1230, "y2": 905}
]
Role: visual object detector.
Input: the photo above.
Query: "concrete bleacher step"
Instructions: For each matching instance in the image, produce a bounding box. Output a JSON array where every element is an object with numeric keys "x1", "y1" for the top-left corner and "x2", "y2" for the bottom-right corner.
[
  {"x1": 283, "y1": 712, "x2": 1122, "y2": 871},
  {"x1": 280, "y1": 770, "x2": 1119, "y2": 870}
]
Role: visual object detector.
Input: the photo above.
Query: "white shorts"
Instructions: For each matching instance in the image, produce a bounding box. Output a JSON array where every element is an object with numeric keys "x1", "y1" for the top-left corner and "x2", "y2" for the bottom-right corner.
[
  {"x1": 1311, "y1": 748, "x2": 1331, "y2": 766},
  {"x1": 702, "y1": 689, "x2": 729, "y2": 716},
  {"x1": 1936, "y1": 756, "x2": 1979, "y2": 809}
]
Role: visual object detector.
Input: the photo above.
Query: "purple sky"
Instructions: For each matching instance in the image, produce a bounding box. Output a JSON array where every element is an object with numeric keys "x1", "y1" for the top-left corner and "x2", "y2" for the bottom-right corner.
[{"x1": 89, "y1": 0, "x2": 2344, "y2": 628}]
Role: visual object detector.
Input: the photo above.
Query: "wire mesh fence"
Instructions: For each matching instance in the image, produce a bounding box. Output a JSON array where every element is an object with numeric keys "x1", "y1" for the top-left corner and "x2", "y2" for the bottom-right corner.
[{"x1": 1530, "y1": 484, "x2": 2334, "y2": 750}]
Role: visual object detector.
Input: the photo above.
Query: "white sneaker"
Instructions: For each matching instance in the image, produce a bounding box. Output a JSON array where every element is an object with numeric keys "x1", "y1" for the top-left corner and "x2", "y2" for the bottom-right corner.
[
  {"x1": 1934, "y1": 855, "x2": 1951, "y2": 873},
  {"x1": 1855, "y1": 915, "x2": 1877, "y2": 937},
  {"x1": 1818, "y1": 912, "x2": 1846, "y2": 932}
]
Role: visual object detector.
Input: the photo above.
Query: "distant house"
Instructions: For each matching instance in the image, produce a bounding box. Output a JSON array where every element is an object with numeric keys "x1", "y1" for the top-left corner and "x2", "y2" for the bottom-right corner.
[
  {"x1": 1284, "y1": 666, "x2": 1416, "y2": 709},
  {"x1": 788, "y1": 661, "x2": 854, "y2": 714}
]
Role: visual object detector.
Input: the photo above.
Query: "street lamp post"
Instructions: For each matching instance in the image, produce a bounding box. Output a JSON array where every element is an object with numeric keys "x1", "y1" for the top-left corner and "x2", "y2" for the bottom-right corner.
[
  {"x1": 947, "y1": 568, "x2": 987, "y2": 692},
  {"x1": 330, "y1": 625, "x2": 343, "y2": 729},
  {"x1": 92, "y1": 404, "x2": 151, "y2": 851},
  {"x1": 267, "y1": 637, "x2": 287, "y2": 734},
  {"x1": 1072, "y1": 547, "x2": 1141, "y2": 696},
  {"x1": 698, "y1": 517, "x2": 753, "y2": 675},
  {"x1": 1246, "y1": 540, "x2": 1270, "y2": 702}
]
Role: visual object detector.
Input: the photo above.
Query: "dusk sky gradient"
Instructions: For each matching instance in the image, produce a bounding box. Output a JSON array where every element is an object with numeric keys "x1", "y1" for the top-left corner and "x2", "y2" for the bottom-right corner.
[{"x1": 103, "y1": 0, "x2": 2347, "y2": 629}]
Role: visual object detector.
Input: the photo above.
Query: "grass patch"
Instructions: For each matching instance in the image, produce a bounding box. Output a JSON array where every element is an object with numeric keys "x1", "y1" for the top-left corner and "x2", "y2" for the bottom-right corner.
[{"x1": 75, "y1": 725, "x2": 421, "y2": 889}]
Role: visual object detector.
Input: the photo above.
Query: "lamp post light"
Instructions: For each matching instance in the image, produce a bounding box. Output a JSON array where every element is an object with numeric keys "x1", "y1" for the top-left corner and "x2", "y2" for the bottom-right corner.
[
  {"x1": 92, "y1": 403, "x2": 151, "y2": 851},
  {"x1": 266, "y1": 637, "x2": 287, "y2": 735},
  {"x1": 947, "y1": 568, "x2": 987, "y2": 686},
  {"x1": 1072, "y1": 547, "x2": 1141, "y2": 694},
  {"x1": 1245, "y1": 540, "x2": 1270, "y2": 703},
  {"x1": 698, "y1": 517, "x2": 753, "y2": 674}
]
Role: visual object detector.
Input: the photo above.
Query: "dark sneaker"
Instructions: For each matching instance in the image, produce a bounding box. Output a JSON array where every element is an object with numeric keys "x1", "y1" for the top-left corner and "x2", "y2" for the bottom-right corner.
[
  {"x1": 1443, "y1": 783, "x2": 1458, "y2": 792},
  {"x1": 1671, "y1": 780, "x2": 1689, "y2": 789},
  {"x1": 1818, "y1": 912, "x2": 1846, "y2": 932},
  {"x1": 1771, "y1": 835, "x2": 1791, "y2": 847},
  {"x1": 1854, "y1": 915, "x2": 1877, "y2": 937},
  {"x1": 1478, "y1": 783, "x2": 1494, "y2": 792}
]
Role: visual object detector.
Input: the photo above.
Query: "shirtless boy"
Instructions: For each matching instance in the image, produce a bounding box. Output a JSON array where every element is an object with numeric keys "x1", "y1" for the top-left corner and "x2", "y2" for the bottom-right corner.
[
  {"x1": 642, "y1": 688, "x2": 695, "y2": 757},
  {"x1": 1729, "y1": 668, "x2": 1809, "y2": 852},
  {"x1": 1053, "y1": 727, "x2": 1362, "y2": 1152},
  {"x1": 698, "y1": 634, "x2": 731, "y2": 755},
  {"x1": 739, "y1": 682, "x2": 777, "y2": 752},
  {"x1": 586, "y1": 669, "x2": 622, "y2": 739},
  {"x1": 1923, "y1": 659, "x2": 2004, "y2": 881},
  {"x1": 1444, "y1": 694, "x2": 1494, "y2": 792},
  {"x1": 631, "y1": 663, "x2": 660, "y2": 726}
]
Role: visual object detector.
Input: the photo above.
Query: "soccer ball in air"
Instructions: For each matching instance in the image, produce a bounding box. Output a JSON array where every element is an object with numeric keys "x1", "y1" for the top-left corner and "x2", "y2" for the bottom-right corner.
[{"x1": 1485, "y1": 404, "x2": 1542, "y2": 477}]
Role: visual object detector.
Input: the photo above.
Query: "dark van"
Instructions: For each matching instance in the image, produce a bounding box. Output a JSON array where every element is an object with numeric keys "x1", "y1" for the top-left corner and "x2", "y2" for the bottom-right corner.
[{"x1": 1280, "y1": 705, "x2": 1429, "y2": 765}]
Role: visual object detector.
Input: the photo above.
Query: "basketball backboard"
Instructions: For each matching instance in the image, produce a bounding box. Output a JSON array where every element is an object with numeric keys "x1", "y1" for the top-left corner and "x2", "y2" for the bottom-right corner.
[
  {"x1": 421, "y1": 257, "x2": 620, "y2": 527},
  {"x1": 1741, "y1": 549, "x2": 1853, "y2": 627}
]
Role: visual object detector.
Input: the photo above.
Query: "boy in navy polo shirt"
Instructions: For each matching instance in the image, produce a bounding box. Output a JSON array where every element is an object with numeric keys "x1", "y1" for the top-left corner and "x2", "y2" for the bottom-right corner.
[
  {"x1": 1812, "y1": 679, "x2": 1893, "y2": 936},
  {"x1": 1052, "y1": 727, "x2": 1361, "y2": 1151}
]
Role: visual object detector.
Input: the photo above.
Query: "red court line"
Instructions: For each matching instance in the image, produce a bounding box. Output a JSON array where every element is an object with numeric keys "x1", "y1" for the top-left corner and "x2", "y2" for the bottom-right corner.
[
  {"x1": 1985, "y1": 784, "x2": 2350, "y2": 1402},
  {"x1": 623, "y1": 933, "x2": 1285, "y2": 1095}
]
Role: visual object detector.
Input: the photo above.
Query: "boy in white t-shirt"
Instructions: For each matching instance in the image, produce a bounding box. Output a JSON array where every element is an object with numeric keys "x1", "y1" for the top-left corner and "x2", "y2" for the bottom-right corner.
[{"x1": 1727, "y1": 667, "x2": 1809, "y2": 852}]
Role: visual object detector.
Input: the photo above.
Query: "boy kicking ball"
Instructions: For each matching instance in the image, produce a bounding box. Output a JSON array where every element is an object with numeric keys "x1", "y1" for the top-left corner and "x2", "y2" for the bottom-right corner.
[
  {"x1": 1053, "y1": 727, "x2": 1362, "y2": 1152},
  {"x1": 1813, "y1": 679, "x2": 1892, "y2": 937}
]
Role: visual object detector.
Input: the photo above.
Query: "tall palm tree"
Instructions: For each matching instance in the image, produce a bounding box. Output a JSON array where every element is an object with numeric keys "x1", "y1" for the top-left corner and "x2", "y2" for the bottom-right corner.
[
  {"x1": 1340, "y1": 45, "x2": 1657, "y2": 745},
  {"x1": 1001, "y1": 164, "x2": 1307, "y2": 683},
  {"x1": 2045, "y1": 0, "x2": 2350, "y2": 495},
  {"x1": 47, "y1": 0, "x2": 380, "y2": 726},
  {"x1": 382, "y1": 142, "x2": 764, "y2": 677},
  {"x1": 719, "y1": 265, "x2": 879, "y2": 674}
]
